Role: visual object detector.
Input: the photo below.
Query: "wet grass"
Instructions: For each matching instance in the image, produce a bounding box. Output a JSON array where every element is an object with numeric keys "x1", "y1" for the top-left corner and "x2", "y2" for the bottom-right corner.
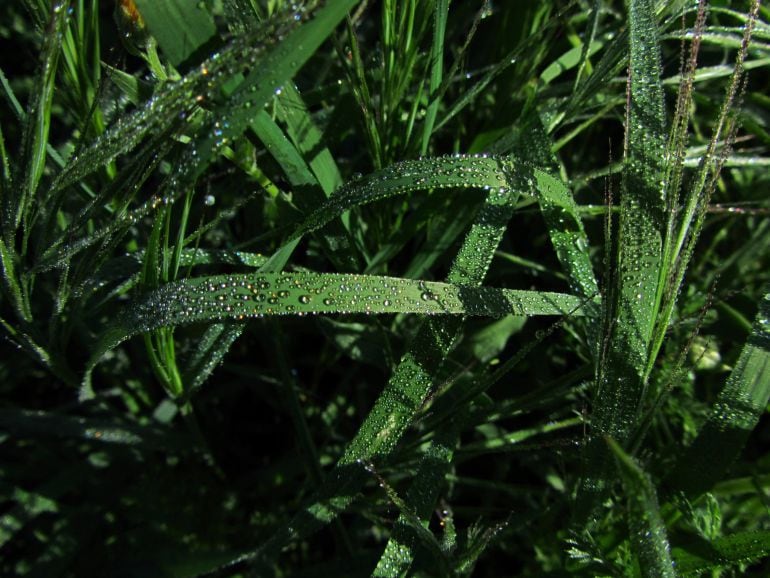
[{"x1": 1, "y1": 0, "x2": 769, "y2": 576}]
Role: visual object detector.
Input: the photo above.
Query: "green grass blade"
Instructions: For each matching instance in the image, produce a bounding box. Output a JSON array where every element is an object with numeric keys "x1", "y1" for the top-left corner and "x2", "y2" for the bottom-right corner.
[
  {"x1": 578, "y1": 0, "x2": 667, "y2": 518},
  {"x1": 607, "y1": 437, "x2": 675, "y2": 578},
  {"x1": 419, "y1": 0, "x2": 449, "y2": 156},
  {"x1": 617, "y1": 0, "x2": 666, "y2": 373},
  {"x1": 182, "y1": 321, "x2": 247, "y2": 393},
  {"x1": 250, "y1": 109, "x2": 360, "y2": 272},
  {"x1": 85, "y1": 272, "x2": 585, "y2": 379},
  {"x1": 133, "y1": 0, "x2": 216, "y2": 67},
  {"x1": 533, "y1": 164, "x2": 599, "y2": 302},
  {"x1": 280, "y1": 154, "x2": 510, "y2": 244},
  {"x1": 276, "y1": 83, "x2": 344, "y2": 195},
  {"x1": 373, "y1": 416, "x2": 462, "y2": 578},
  {"x1": 16, "y1": 4, "x2": 67, "y2": 233},
  {"x1": 0, "y1": 407, "x2": 189, "y2": 450},
  {"x1": 666, "y1": 286, "x2": 770, "y2": 497},
  {"x1": 671, "y1": 530, "x2": 770, "y2": 575}
]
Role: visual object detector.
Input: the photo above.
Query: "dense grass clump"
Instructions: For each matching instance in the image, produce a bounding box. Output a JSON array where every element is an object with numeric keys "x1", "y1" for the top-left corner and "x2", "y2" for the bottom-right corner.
[{"x1": 1, "y1": 0, "x2": 769, "y2": 576}]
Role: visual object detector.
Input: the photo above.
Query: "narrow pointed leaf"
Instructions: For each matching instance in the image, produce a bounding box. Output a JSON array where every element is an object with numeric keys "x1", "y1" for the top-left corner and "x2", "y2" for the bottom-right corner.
[
  {"x1": 667, "y1": 287, "x2": 770, "y2": 497},
  {"x1": 607, "y1": 437, "x2": 675, "y2": 578}
]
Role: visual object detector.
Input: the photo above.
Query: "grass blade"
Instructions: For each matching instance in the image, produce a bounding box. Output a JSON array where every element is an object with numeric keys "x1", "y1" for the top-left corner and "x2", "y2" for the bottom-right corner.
[
  {"x1": 607, "y1": 437, "x2": 675, "y2": 578},
  {"x1": 666, "y1": 285, "x2": 770, "y2": 497},
  {"x1": 14, "y1": 3, "x2": 67, "y2": 236},
  {"x1": 419, "y1": 0, "x2": 449, "y2": 156},
  {"x1": 578, "y1": 0, "x2": 667, "y2": 517},
  {"x1": 133, "y1": 0, "x2": 216, "y2": 67},
  {"x1": 84, "y1": 271, "x2": 587, "y2": 394},
  {"x1": 672, "y1": 530, "x2": 770, "y2": 575}
]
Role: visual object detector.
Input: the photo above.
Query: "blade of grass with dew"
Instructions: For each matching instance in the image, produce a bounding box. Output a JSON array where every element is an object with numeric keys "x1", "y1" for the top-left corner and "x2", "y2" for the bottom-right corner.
[
  {"x1": 671, "y1": 530, "x2": 770, "y2": 575},
  {"x1": 606, "y1": 437, "x2": 675, "y2": 578},
  {"x1": 14, "y1": 3, "x2": 67, "y2": 237},
  {"x1": 133, "y1": 0, "x2": 216, "y2": 68},
  {"x1": 85, "y1": 272, "x2": 585, "y2": 367},
  {"x1": 577, "y1": 0, "x2": 667, "y2": 518},
  {"x1": 278, "y1": 155, "x2": 509, "y2": 241},
  {"x1": 372, "y1": 417, "x2": 463, "y2": 578},
  {"x1": 665, "y1": 286, "x2": 770, "y2": 498},
  {"x1": 512, "y1": 117, "x2": 600, "y2": 309}
]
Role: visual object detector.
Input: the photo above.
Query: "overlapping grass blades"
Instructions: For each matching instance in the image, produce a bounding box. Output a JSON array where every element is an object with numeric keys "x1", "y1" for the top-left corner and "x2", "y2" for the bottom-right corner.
[
  {"x1": 41, "y1": 0, "x2": 357, "y2": 268},
  {"x1": 236, "y1": 154, "x2": 582, "y2": 568},
  {"x1": 371, "y1": 118, "x2": 600, "y2": 577},
  {"x1": 2, "y1": 0, "x2": 768, "y2": 574}
]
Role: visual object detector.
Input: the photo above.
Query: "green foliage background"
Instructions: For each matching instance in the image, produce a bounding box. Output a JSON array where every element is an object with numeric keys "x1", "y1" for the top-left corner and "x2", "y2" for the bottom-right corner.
[{"x1": 1, "y1": 0, "x2": 769, "y2": 576}]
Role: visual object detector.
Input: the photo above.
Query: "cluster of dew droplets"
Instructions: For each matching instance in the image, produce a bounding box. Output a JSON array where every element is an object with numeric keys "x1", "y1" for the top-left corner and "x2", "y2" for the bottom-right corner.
[{"x1": 126, "y1": 271, "x2": 581, "y2": 335}]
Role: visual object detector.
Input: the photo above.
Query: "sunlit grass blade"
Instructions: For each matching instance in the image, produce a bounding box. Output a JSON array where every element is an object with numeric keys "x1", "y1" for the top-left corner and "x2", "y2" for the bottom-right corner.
[
  {"x1": 280, "y1": 155, "x2": 510, "y2": 243},
  {"x1": 666, "y1": 286, "x2": 770, "y2": 497},
  {"x1": 85, "y1": 271, "x2": 586, "y2": 381}
]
